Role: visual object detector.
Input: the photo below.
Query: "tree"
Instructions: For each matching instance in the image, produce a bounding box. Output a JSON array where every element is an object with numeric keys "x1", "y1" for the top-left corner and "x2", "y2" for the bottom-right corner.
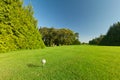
[
  {"x1": 89, "y1": 35, "x2": 105, "y2": 45},
  {"x1": 39, "y1": 27, "x2": 81, "y2": 46},
  {"x1": 90, "y1": 22, "x2": 120, "y2": 46},
  {"x1": 99, "y1": 22, "x2": 120, "y2": 46},
  {"x1": 73, "y1": 33, "x2": 81, "y2": 45},
  {"x1": 0, "y1": 0, "x2": 45, "y2": 53}
]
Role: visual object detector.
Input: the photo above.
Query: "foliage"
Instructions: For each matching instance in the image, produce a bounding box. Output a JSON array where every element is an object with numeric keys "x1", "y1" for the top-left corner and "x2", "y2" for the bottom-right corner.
[
  {"x1": 89, "y1": 22, "x2": 120, "y2": 46},
  {"x1": 39, "y1": 27, "x2": 81, "y2": 46},
  {"x1": 99, "y1": 22, "x2": 120, "y2": 46},
  {"x1": 0, "y1": 45, "x2": 120, "y2": 80},
  {"x1": 0, "y1": 0, "x2": 45, "y2": 52},
  {"x1": 89, "y1": 35, "x2": 105, "y2": 45}
]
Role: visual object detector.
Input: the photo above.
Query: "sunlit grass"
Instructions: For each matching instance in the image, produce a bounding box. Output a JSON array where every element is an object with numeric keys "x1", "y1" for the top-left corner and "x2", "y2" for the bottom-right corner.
[{"x1": 0, "y1": 45, "x2": 120, "y2": 80}]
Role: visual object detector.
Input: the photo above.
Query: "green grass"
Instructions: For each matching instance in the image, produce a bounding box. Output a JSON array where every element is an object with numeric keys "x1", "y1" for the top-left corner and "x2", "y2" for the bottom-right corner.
[{"x1": 0, "y1": 45, "x2": 120, "y2": 80}]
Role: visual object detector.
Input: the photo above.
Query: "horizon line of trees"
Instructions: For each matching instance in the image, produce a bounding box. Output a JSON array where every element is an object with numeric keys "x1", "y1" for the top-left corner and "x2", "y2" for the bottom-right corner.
[
  {"x1": 89, "y1": 22, "x2": 120, "y2": 46},
  {"x1": 0, "y1": 0, "x2": 81, "y2": 53},
  {"x1": 39, "y1": 27, "x2": 81, "y2": 46},
  {"x1": 1, "y1": 0, "x2": 120, "y2": 53}
]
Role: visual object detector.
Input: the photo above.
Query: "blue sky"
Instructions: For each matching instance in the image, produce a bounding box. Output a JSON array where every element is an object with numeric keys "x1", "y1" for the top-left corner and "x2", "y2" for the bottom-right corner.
[{"x1": 24, "y1": 0, "x2": 120, "y2": 42}]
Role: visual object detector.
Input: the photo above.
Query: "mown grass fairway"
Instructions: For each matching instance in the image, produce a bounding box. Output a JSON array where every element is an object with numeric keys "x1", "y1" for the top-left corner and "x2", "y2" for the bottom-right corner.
[{"x1": 0, "y1": 45, "x2": 120, "y2": 80}]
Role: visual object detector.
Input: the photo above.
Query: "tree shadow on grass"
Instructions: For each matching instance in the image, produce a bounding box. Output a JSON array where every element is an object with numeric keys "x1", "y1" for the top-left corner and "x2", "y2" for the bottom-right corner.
[{"x1": 27, "y1": 63, "x2": 42, "y2": 68}]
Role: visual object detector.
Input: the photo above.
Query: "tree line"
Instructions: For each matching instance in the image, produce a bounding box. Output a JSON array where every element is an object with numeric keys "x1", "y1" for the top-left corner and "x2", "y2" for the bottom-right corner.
[
  {"x1": 39, "y1": 27, "x2": 81, "y2": 46},
  {"x1": 0, "y1": 0, "x2": 80, "y2": 53},
  {"x1": 2, "y1": 0, "x2": 120, "y2": 53},
  {"x1": 89, "y1": 22, "x2": 120, "y2": 46}
]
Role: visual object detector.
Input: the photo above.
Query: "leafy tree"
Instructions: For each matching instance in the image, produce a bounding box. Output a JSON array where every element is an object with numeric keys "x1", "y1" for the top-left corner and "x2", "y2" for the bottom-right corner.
[
  {"x1": 39, "y1": 27, "x2": 81, "y2": 46},
  {"x1": 90, "y1": 22, "x2": 120, "y2": 46},
  {"x1": 99, "y1": 22, "x2": 120, "y2": 46},
  {"x1": 73, "y1": 33, "x2": 81, "y2": 45},
  {"x1": 89, "y1": 35, "x2": 105, "y2": 45},
  {"x1": 0, "y1": 0, "x2": 45, "y2": 53}
]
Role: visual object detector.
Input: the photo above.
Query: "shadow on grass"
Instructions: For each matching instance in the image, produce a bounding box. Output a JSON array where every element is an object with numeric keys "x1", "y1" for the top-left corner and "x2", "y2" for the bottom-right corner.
[{"x1": 27, "y1": 63, "x2": 42, "y2": 68}]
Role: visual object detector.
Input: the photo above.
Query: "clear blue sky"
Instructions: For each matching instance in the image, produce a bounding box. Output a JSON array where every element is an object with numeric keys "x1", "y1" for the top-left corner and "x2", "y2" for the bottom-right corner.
[{"x1": 24, "y1": 0, "x2": 120, "y2": 42}]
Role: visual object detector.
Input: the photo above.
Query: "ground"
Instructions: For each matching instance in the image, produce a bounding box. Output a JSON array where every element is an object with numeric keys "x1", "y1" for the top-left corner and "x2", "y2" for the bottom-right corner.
[{"x1": 0, "y1": 45, "x2": 120, "y2": 80}]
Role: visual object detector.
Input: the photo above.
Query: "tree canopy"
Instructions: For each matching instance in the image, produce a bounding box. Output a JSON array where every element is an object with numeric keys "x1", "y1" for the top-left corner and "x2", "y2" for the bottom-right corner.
[
  {"x1": 39, "y1": 27, "x2": 81, "y2": 46},
  {"x1": 0, "y1": 0, "x2": 45, "y2": 53},
  {"x1": 99, "y1": 22, "x2": 120, "y2": 46},
  {"x1": 89, "y1": 22, "x2": 120, "y2": 46},
  {"x1": 89, "y1": 35, "x2": 105, "y2": 45}
]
